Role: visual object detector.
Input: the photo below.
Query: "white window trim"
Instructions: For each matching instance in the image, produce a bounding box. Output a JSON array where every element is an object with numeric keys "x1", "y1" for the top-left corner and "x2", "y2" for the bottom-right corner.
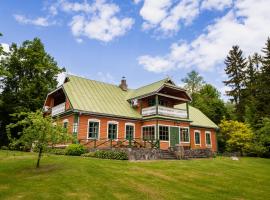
[
  {"x1": 180, "y1": 127, "x2": 190, "y2": 143},
  {"x1": 125, "y1": 122, "x2": 135, "y2": 140},
  {"x1": 87, "y1": 119, "x2": 100, "y2": 140},
  {"x1": 107, "y1": 121, "x2": 119, "y2": 140},
  {"x1": 141, "y1": 125, "x2": 156, "y2": 140},
  {"x1": 158, "y1": 124, "x2": 170, "y2": 142},
  {"x1": 205, "y1": 131, "x2": 212, "y2": 147},
  {"x1": 194, "y1": 130, "x2": 201, "y2": 146}
]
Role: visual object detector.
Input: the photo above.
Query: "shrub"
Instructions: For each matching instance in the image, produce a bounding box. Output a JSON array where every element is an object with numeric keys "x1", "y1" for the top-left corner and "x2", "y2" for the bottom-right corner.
[
  {"x1": 81, "y1": 152, "x2": 95, "y2": 157},
  {"x1": 48, "y1": 148, "x2": 66, "y2": 155},
  {"x1": 65, "y1": 144, "x2": 86, "y2": 156},
  {"x1": 93, "y1": 150, "x2": 128, "y2": 160},
  {"x1": 1, "y1": 146, "x2": 9, "y2": 150}
]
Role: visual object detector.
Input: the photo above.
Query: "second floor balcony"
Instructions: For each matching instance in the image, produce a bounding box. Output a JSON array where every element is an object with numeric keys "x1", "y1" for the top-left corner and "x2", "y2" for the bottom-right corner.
[
  {"x1": 142, "y1": 105, "x2": 188, "y2": 118},
  {"x1": 51, "y1": 102, "x2": 66, "y2": 116}
]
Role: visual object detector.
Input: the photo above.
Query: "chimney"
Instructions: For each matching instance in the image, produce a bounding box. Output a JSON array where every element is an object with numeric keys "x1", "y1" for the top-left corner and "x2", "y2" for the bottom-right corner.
[{"x1": 119, "y1": 76, "x2": 128, "y2": 91}]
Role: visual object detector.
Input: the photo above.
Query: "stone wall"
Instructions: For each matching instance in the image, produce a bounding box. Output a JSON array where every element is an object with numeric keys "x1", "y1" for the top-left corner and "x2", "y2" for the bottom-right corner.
[{"x1": 169, "y1": 146, "x2": 215, "y2": 159}]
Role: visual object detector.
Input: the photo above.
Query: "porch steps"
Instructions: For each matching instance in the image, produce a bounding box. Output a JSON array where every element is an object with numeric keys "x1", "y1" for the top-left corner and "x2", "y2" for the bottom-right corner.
[{"x1": 160, "y1": 150, "x2": 177, "y2": 160}]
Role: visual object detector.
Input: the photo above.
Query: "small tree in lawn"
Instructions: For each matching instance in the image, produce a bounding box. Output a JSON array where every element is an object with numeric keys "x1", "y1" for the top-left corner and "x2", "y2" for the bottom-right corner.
[{"x1": 7, "y1": 111, "x2": 71, "y2": 168}]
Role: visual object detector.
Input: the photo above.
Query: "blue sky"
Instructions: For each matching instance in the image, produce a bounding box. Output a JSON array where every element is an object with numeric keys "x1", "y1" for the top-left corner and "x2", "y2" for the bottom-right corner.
[{"x1": 1, "y1": 0, "x2": 270, "y2": 100}]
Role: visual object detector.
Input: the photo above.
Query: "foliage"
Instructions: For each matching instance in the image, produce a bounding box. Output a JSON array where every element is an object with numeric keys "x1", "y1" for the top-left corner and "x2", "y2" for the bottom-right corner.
[
  {"x1": 223, "y1": 45, "x2": 247, "y2": 121},
  {"x1": 65, "y1": 144, "x2": 86, "y2": 156},
  {"x1": 81, "y1": 152, "x2": 95, "y2": 157},
  {"x1": 192, "y1": 84, "x2": 229, "y2": 124},
  {"x1": 181, "y1": 70, "x2": 205, "y2": 100},
  {"x1": 0, "y1": 146, "x2": 8, "y2": 150},
  {"x1": 250, "y1": 118, "x2": 270, "y2": 157},
  {"x1": 93, "y1": 150, "x2": 128, "y2": 160},
  {"x1": 219, "y1": 120, "x2": 253, "y2": 155},
  {"x1": 48, "y1": 148, "x2": 66, "y2": 155},
  {"x1": 0, "y1": 38, "x2": 64, "y2": 146},
  {"x1": 6, "y1": 111, "x2": 71, "y2": 167}
]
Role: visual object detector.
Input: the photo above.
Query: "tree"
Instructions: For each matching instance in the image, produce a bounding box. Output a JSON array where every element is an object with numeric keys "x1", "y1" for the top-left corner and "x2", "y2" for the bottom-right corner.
[
  {"x1": 256, "y1": 38, "x2": 270, "y2": 120},
  {"x1": 223, "y1": 46, "x2": 247, "y2": 121},
  {"x1": 0, "y1": 38, "x2": 64, "y2": 146},
  {"x1": 219, "y1": 120, "x2": 253, "y2": 155},
  {"x1": 181, "y1": 70, "x2": 205, "y2": 103},
  {"x1": 6, "y1": 111, "x2": 71, "y2": 168},
  {"x1": 192, "y1": 84, "x2": 228, "y2": 124},
  {"x1": 251, "y1": 118, "x2": 270, "y2": 157}
]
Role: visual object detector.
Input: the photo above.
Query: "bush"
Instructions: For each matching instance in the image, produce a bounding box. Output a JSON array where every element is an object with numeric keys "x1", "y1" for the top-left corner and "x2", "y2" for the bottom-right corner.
[
  {"x1": 1, "y1": 146, "x2": 9, "y2": 150},
  {"x1": 48, "y1": 148, "x2": 66, "y2": 155},
  {"x1": 65, "y1": 144, "x2": 86, "y2": 156},
  {"x1": 93, "y1": 150, "x2": 128, "y2": 160},
  {"x1": 81, "y1": 152, "x2": 95, "y2": 157}
]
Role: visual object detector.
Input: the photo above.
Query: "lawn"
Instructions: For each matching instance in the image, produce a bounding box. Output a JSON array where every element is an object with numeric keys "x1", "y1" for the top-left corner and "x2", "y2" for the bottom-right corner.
[{"x1": 0, "y1": 151, "x2": 269, "y2": 200}]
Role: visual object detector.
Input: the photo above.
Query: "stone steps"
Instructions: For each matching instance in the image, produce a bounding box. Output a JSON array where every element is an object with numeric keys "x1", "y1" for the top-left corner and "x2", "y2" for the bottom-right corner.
[{"x1": 160, "y1": 150, "x2": 177, "y2": 160}]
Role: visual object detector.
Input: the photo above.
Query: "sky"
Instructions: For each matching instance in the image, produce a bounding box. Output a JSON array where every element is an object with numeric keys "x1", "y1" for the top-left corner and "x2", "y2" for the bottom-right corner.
[{"x1": 1, "y1": 0, "x2": 270, "y2": 100}]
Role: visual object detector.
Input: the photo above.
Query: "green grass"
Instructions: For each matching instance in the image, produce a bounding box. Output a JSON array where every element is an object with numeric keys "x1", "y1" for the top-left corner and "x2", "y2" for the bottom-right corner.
[{"x1": 0, "y1": 151, "x2": 270, "y2": 200}]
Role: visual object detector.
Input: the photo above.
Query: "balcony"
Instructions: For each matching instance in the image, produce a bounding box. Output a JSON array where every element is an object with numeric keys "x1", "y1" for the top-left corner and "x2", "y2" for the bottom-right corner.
[
  {"x1": 142, "y1": 105, "x2": 187, "y2": 118},
  {"x1": 51, "y1": 102, "x2": 66, "y2": 116}
]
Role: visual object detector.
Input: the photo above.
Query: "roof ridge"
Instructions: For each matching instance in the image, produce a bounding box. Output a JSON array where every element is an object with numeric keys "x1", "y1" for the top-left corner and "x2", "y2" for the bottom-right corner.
[
  {"x1": 133, "y1": 77, "x2": 171, "y2": 91},
  {"x1": 67, "y1": 74, "x2": 121, "y2": 89}
]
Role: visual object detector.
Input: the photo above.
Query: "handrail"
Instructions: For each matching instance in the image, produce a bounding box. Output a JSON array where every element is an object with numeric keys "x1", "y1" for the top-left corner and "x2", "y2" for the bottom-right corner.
[{"x1": 79, "y1": 137, "x2": 160, "y2": 149}]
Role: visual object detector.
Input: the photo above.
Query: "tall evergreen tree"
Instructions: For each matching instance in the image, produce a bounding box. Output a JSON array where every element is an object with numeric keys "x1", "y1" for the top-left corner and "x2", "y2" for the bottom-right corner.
[
  {"x1": 256, "y1": 37, "x2": 270, "y2": 120},
  {"x1": 223, "y1": 45, "x2": 247, "y2": 121}
]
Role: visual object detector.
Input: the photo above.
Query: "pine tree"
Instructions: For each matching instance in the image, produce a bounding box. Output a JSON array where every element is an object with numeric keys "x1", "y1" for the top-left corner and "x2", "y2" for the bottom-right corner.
[
  {"x1": 256, "y1": 38, "x2": 270, "y2": 119},
  {"x1": 223, "y1": 46, "x2": 247, "y2": 121}
]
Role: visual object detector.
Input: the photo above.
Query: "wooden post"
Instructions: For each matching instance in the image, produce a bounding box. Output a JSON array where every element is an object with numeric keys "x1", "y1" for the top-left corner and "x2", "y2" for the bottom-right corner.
[{"x1": 186, "y1": 102, "x2": 189, "y2": 119}]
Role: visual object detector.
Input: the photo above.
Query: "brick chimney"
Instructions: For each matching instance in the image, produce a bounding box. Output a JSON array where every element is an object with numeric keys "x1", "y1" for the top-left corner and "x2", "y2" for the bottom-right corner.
[{"x1": 119, "y1": 76, "x2": 128, "y2": 91}]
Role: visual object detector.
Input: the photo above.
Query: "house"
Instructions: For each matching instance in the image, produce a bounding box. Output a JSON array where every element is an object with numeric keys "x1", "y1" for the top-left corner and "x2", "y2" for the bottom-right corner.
[{"x1": 44, "y1": 75, "x2": 218, "y2": 151}]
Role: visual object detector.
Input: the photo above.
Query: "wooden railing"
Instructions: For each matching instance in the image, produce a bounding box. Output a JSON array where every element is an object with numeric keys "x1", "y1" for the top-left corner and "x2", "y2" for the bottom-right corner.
[
  {"x1": 142, "y1": 105, "x2": 187, "y2": 118},
  {"x1": 78, "y1": 137, "x2": 160, "y2": 149},
  {"x1": 51, "y1": 102, "x2": 65, "y2": 116}
]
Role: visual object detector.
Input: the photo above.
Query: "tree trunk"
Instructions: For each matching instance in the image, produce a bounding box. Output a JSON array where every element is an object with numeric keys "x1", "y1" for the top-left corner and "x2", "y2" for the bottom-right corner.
[{"x1": 36, "y1": 147, "x2": 43, "y2": 168}]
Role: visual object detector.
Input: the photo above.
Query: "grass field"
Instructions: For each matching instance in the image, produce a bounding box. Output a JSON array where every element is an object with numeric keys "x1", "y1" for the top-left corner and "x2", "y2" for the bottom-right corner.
[{"x1": 0, "y1": 150, "x2": 269, "y2": 200}]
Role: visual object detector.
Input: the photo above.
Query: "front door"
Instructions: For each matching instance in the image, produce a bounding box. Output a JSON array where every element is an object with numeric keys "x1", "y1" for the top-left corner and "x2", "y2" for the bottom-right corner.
[{"x1": 170, "y1": 127, "x2": 180, "y2": 147}]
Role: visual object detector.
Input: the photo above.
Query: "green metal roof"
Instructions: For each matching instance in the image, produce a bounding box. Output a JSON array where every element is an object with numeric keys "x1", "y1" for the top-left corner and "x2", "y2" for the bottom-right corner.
[
  {"x1": 63, "y1": 75, "x2": 141, "y2": 119},
  {"x1": 175, "y1": 104, "x2": 218, "y2": 129},
  {"x1": 61, "y1": 75, "x2": 218, "y2": 128},
  {"x1": 127, "y1": 78, "x2": 174, "y2": 100}
]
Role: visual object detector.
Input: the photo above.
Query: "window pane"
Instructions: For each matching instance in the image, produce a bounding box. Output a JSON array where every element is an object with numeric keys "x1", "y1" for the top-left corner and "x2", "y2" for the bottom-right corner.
[
  {"x1": 108, "y1": 124, "x2": 117, "y2": 139},
  {"x1": 143, "y1": 126, "x2": 155, "y2": 140},
  {"x1": 63, "y1": 122, "x2": 68, "y2": 129},
  {"x1": 195, "y1": 132, "x2": 200, "y2": 144},
  {"x1": 88, "y1": 122, "x2": 99, "y2": 138},
  {"x1": 206, "y1": 133, "x2": 211, "y2": 145},
  {"x1": 181, "y1": 128, "x2": 189, "y2": 142},
  {"x1": 126, "y1": 125, "x2": 134, "y2": 140},
  {"x1": 159, "y1": 126, "x2": 169, "y2": 141}
]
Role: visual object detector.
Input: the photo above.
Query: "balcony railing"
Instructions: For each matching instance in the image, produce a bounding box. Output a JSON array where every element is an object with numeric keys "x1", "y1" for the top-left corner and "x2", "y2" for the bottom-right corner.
[
  {"x1": 142, "y1": 105, "x2": 187, "y2": 118},
  {"x1": 51, "y1": 102, "x2": 66, "y2": 116}
]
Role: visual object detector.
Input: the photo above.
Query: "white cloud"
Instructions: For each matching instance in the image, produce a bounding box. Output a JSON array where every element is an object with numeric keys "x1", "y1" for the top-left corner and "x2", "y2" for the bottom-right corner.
[
  {"x1": 201, "y1": 0, "x2": 233, "y2": 11},
  {"x1": 60, "y1": 0, "x2": 91, "y2": 13},
  {"x1": 69, "y1": 0, "x2": 134, "y2": 42},
  {"x1": 138, "y1": 0, "x2": 200, "y2": 35},
  {"x1": 14, "y1": 14, "x2": 54, "y2": 27},
  {"x1": 139, "y1": 0, "x2": 270, "y2": 73}
]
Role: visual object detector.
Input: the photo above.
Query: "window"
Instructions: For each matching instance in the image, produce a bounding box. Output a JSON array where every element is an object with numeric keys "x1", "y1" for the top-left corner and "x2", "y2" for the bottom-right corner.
[
  {"x1": 206, "y1": 132, "x2": 211, "y2": 146},
  {"x1": 88, "y1": 121, "x2": 99, "y2": 139},
  {"x1": 63, "y1": 119, "x2": 68, "y2": 129},
  {"x1": 142, "y1": 126, "x2": 155, "y2": 140},
  {"x1": 195, "y1": 131, "x2": 200, "y2": 145},
  {"x1": 108, "y1": 123, "x2": 118, "y2": 140},
  {"x1": 125, "y1": 124, "x2": 134, "y2": 140},
  {"x1": 180, "y1": 128, "x2": 190, "y2": 142},
  {"x1": 148, "y1": 99, "x2": 156, "y2": 107},
  {"x1": 73, "y1": 123, "x2": 78, "y2": 134},
  {"x1": 159, "y1": 126, "x2": 169, "y2": 141}
]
